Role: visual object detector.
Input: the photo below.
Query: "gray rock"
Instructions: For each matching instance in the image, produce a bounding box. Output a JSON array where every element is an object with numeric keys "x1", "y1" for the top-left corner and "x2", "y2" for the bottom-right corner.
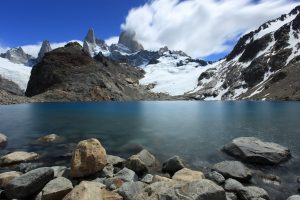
[
  {"x1": 237, "y1": 186, "x2": 269, "y2": 200},
  {"x1": 37, "y1": 40, "x2": 52, "y2": 62},
  {"x1": 114, "y1": 167, "x2": 138, "y2": 182},
  {"x1": 162, "y1": 155, "x2": 185, "y2": 175},
  {"x1": 18, "y1": 162, "x2": 44, "y2": 173},
  {"x1": 208, "y1": 171, "x2": 226, "y2": 184},
  {"x1": 0, "y1": 47, "x2": 32, "y2": 64},
  {"x1": 0, "y1": 133, "x2": 7, "y2": 146},
  {"x1": 126, "y1": 149, "x2": 157, "y2": 176},
  {"x1": 85, "y1": 28, "x2": 96, "y2": 44},
  {"x1": 116, "y1": 181, "x2": 146, "y2": 200},
  {"x1": 107, "y1": 155, "x2": 126, "y2": 167},
  {"x1": 5, "y1": 167, "x2": 54, "y2": 199},
  {"x1": 287, "y1": 195, "x2": 300, "y2": 200},
  {"x1": 223, "y1": 137, "x2": 291, "y2": 165},
  {"x1": 224, "y1": 178, "x2": 244, "y2": 192},
  {"x1": 99, "y1": 164, "x2": 114, "y2": 178},
  {"x1": 51, "y1": 166, "x2": 69, "y2": 178},
  {"x1": 226, "y1": 192, "x2": 237, "y2": 200},
  {"x1": 141, "y1": 174, "x2": 153, "y2": 184},
  {"x1": 213, "y1": 161, "x2": 252, "y2": 182},
  {"x1": 42, "y1": 177, "x2": 73, "y2": 200},
  {"x1": 178, "y1": 179, "x2": 226, "y2": 200},
  {"x1": 0, "y1": 75, "x2": 24, "y2": 96}
]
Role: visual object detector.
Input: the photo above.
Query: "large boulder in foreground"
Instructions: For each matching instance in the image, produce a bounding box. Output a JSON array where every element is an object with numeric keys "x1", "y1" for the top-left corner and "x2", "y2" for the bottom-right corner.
[
  {"x1": 213, "y1": 161, "x2": 252, "y2": 182},
  {"x1": 41, "y1": 177, "x2": 73, "y2": 200},
  {"x1": 5, "y1": 167, "x2": 54, "y2": 199},
  {"x1": 0, "y1": 151, "x2": 40, "y2": 166},
  {"x1": 223, "y1": 137, "x2": 291, "y2": 165},
  {"x1": 71, "y1": 138, "x2": 107, "y2": 178}
]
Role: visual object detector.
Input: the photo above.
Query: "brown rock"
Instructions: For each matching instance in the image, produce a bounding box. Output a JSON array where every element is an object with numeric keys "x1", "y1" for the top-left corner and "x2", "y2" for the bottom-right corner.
[
  {"x1": 0, "y1": 171, "x2": 22, "y2": 187},
  {"x1": 36, "y1": 134, "x2": 63, "y2": 143},
  {"x1": 172, "y1": 168, "x2": 205, "y2": 182},
  {"x1": 71, "y1": 138, "x2": 107, "y2": 178},
  {"x1": 0, "y1": 151, "x2": 39, "y2": 166}
]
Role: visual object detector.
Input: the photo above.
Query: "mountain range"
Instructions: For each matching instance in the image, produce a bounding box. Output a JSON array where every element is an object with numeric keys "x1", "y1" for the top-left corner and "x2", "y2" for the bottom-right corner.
[{"x1": 0, "y1": 5, "x2": 299, "y2": 103}]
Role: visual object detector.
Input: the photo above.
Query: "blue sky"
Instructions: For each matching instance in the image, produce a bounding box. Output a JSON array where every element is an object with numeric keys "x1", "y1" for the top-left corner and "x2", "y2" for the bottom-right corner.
[
  {"x1": 1, "y1": 0, "x2": 299, "y2": 61},
  {"x1": 0, "y1": 0, "x2": 147, "y2": 46}
]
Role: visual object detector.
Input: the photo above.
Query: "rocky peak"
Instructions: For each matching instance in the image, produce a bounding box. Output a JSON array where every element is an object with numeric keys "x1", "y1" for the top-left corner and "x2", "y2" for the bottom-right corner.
[
  {"x1": 37, "y1": 40, "x2": 52, "y2": 62},
  {"x1": 0, "y1": 47, "x2": 32, "y2": 64},
  {"x1": 85, "y1": 28, "x2": 96, "y2": 44},
  {"x1": 118, "y1": 30, "x2": 144, "y2": 52}
]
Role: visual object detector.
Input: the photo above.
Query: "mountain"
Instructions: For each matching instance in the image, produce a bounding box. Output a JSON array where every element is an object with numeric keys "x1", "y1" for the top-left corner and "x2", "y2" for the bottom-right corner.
[
  {"x1": 0, "y1": 47, "x2": 33, "y2": 65},
  {"x1": 25, "y1": 42, "x2": 169, "y2": 101},
  {"x1": 185, "y1": 6, "x2": 300, "y2": 100}
]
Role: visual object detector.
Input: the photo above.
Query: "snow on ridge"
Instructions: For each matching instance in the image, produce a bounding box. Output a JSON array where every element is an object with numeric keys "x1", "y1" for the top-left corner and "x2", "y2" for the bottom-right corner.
[{"x1": 0, "y1": 57, "x2": 31, "y2": 90}]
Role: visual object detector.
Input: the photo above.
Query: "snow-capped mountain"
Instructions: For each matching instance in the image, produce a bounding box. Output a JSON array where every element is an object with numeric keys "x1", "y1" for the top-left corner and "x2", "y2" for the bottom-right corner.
[{"x1": 186, "y1": 5, "x2": 300, "y2": 100}]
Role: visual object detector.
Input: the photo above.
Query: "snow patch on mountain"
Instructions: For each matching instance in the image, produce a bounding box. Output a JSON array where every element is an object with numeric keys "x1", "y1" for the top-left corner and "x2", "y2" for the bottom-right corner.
[{"x1": 0, "y1": 57, "x2": 31, "y2": 90}]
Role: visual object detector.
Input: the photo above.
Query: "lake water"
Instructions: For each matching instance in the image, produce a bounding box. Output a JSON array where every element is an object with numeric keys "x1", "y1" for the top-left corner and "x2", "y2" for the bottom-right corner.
[{"x1": 0, "y1": 101, "x2": 300, "y2": 199}]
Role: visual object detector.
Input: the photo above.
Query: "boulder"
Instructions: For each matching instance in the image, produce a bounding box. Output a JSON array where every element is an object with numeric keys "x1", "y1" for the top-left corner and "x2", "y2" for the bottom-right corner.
[
  {"x1": 0, "y1": 171, "x2": 22, "y2": 188},
  {"x1": 18, "y1": 162, "x2": 44, "y2": 173},
  {"x1": 287, "y1": 195, "x2": 300, "y2": 200},
  {"x1": 126, "y1": 149, "x2": 157, "y2": 176},
  {"x1": 42, "y1": 177, "x2": 73, "y2": 200},
  {"x1": 71, "y1": 138, "x2": 107, "y2": 178},
  {"x1": 152, "y1": 175, "x2": 173, "y2": 183},
  {"x1": 224, "y1": 178, "x2": 244, "y2": 192},
  {"x1": 51, "y1": 166, "x2": 69, "y2": 178},
  {"x1": 102, "y1": 177, "x2": 125, "y2": 190},
  {"x1": 172, "y1": 168, "x2": 205, "y2": 182},
  {"x1": 178, "y1": 179, "x2": 226, "y2": 200},
  {"x1": 116, "y1": 181, "x2": 146, "y2": 200},
  {"x1": 0, "y1": 133, "x2": 7, "y2": 146},
  {"x1": 213, "y1": 161, "x2": 252, "y2": 182},
  {"x1": 226, "y1": 192, "x2": 238, "y2": 200},
  {"x1": 162, "y1": 155, "x2": 185, "y2": 175},
  {"x1": 100, "y1": 164, "x2": 114, "y2": 178},
  {"x1": 5, "y1": 167, "x2": 54, "y2": 199},
  {"x1": 237, "y1": 186, "x2": 269, "y2": 200},
  {"x1": 62, "y1": 181, "x2": 102, "y2": 200},
  {"x1": 114, "y1": 167, "x2": 138, "y2": 182},
  {"x1": 208, "y1": 171, "x2": 226, "y2": 184},
  {"x1": 141, "y1": 174, "x2": 153, "y2": 184},
  {"x1": 223, "y1": 137, "x2": 291, "y2": 165},
  {"x1": 36, "y1": 134, "x2": 63, "y2": 144},
  {"x1": 0, "y1": 151, "x2": 40, "y2": 166}
]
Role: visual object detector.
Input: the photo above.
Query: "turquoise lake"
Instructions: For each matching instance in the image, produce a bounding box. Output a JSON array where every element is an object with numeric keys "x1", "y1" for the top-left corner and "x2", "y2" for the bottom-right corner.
[{"x1": 0, "y1": 101, "x2": 299, "y2": 199}]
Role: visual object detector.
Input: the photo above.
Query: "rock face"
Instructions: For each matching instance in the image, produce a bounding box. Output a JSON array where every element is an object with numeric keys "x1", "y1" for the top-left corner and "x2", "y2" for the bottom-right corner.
[
  {"x1": 172, "y1": 168, "x2": 205, "y2": 182},
  {"x1": 25, "y1": 42, "x2": 167, "y2": 101},
  {"x1": 162, "y1": 155, "x2": 185, "y2": 175},
  {"x1": 126, "y1": 149, "x2": 157, "y2": 176},
  {"x1": 213, "y1": 161, "x2": 252, "y2": 182},
  {"x1": 41, "y1": 177, "x2": 73, "y2": 200},
  {"x1": 0, "y1": 47, "x2": 32, "y2": 64},
  {"x1": 118, "y1": 30, "x2": 144, "y2": 52},
  {"x1": 0, "y1": 151, "x2": 39, "y2": 166},
  {"x1": 0, "y1": 76, "x2": 24, "y2": 96},
  {"x1": 0, "y1": 171, "x2": 22, "y2": 188},
  {"x1": 223, "y1": 137, "x2": 291, "y2": 164},
  {"x1": 0, "y1": 133, "x2": 7, "y2": 146},
  {"x1": 37, "y1": 40, "x2": 52, "y2": 62},
  {"x1": 5, "y1": 167, "x2": 54, "y2": 199},
  {"x1": 71, "y1": 138, "x2": 107, "y2": 178}
]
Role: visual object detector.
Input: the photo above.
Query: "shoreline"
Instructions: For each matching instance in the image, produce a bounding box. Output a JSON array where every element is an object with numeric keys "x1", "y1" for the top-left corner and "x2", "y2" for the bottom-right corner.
[{"x1": 0, "y1": 134, "x2": 299, "y2": 199}]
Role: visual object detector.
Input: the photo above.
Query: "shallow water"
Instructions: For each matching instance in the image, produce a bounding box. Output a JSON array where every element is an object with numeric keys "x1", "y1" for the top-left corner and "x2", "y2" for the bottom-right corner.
[{"x1": 0, "y1": 101, "x2": 300, "y2": 199}]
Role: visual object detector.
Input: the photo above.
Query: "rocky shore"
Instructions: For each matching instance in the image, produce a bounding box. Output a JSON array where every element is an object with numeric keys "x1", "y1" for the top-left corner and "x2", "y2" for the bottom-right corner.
[{"x1": 0, "y1": 133, "x2": 299, "y2": 200}]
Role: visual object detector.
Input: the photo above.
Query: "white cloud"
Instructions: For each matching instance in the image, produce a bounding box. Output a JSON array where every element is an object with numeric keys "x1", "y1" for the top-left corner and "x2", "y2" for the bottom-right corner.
[
  {"x1": 122, "y1": 0, "x2": 299, "y2": 58},
  {"x1": 105, "y1": 36, "x2": 119, "y2": 45}
]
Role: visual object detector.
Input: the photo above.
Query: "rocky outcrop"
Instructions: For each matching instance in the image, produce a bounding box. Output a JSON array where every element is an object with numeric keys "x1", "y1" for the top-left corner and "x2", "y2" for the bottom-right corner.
[
  {"x1": 71, "y1": 138, "x2": 107, "y2": 178},
  {"x1": 118, "y1": 30, "x2": 144, "y2": 52},
  {"x1": 5, "y1": 167, "x2": 54, "y2": 199},
  {"x1": 223, "y1": 137, "x2": 291, "y2": 165},
  {"x1": 37, "y1": 40, "x2": 52, "y2": 62},
  {"x1": 25, "y1": 42, "x2": 168, "y2": 101},
  {"x1": 0, "y1": 47, "x2": 32, "y2": 65},
  {"x1": 0, "y1": 75, "x2": 24, "y2": 95},
  {"x1": 0, "y1": 151, "x2": 40, "y2": 166}
]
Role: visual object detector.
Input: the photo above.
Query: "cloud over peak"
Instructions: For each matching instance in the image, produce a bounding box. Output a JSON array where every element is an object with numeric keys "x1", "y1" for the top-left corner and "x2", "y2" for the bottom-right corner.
[{"x1": 122, "y1": 0, "x2": 299, "y2": 58}]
